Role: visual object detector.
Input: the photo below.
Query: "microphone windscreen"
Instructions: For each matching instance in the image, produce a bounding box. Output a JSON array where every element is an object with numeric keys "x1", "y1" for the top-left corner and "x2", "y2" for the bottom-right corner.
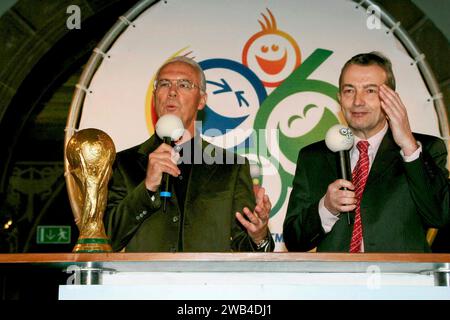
[
  {"x1": 249, "y1": 162, "x2": 261, "y2": 179},
  {"x1": 155, "y1": 114, "x2": 185, "y2": 141},
  {"x1": 325, "y1": 124, "x2": 354, "y2": 152}
]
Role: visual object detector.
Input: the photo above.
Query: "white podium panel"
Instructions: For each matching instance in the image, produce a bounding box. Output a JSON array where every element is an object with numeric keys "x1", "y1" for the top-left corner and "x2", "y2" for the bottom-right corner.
[
  {"x1": 54, "y1": 253, "x2": 450, "y2": 300},
  {"x1": 59, "y1": 284, "x2": 450, "y2": 300},
  {"x1": 59, "y1": 271, "x2": 450, "y2": 300}
]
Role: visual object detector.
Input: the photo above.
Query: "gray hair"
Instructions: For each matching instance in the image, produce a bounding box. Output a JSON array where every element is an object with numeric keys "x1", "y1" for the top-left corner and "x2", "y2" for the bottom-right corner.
[
  {"x1": 156, "y1": 56, "x2": 207, "y2": 93},
  {"x1": 339, "y1": 51, "x2": 396, "y2": 90}
]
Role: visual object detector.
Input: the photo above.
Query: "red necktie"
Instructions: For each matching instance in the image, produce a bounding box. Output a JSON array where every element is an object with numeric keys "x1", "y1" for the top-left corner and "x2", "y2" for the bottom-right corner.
[{"x1": 350, "y1": 140, "x2": 370, "y2": 253}]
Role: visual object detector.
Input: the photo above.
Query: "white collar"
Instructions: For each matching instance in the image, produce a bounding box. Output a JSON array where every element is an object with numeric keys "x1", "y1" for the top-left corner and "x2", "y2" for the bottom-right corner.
[{"x1": 352, "y1": 122, "x2": 388, "y2": 154}]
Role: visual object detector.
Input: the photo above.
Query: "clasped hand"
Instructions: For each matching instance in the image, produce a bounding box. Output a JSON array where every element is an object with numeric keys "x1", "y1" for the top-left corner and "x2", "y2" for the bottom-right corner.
[
  {"x1": 145, "y1": 143, "x2": 180, "y2": 192},
  {"x1": 324, "y1": 179, "x2": 357, "y2": 215}
]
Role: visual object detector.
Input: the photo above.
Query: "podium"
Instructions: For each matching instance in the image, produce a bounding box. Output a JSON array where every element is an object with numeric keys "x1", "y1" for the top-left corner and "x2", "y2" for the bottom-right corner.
[{"x1": 1, "y1": 253, "x2": 449, "y2": 300}]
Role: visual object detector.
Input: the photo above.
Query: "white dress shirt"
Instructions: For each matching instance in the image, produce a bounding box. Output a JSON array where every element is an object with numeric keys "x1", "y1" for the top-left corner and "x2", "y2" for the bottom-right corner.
[{"x1": 318, "y1": 123, "x2": 422, "y2": 251}]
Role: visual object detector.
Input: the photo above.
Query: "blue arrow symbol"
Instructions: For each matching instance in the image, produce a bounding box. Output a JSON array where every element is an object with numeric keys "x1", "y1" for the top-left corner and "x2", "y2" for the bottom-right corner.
[
  {"x1": 235, "y1": 91, "x2": 249, "y2": 107},
  {"x1": 207, "y1": 78, "x2": 232, "y2": 94},
  {"x1": 201, "y1": 105, "x2": 249, "y2": 135}
]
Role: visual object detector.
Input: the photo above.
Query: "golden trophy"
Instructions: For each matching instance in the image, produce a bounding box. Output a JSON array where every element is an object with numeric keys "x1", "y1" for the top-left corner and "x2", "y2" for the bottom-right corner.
[{"x1": 65, "y1": 128, "x2": 115, "y2": 252}]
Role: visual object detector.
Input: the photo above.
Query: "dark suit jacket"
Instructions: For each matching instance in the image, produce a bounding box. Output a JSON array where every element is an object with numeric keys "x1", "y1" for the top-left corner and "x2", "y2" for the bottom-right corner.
[
  {"x1": 104, "y1": 134, "x2": 274, "y2": 252},
  {"x1": 283, "y1": 131, "x2": 450, "y2": 252}
]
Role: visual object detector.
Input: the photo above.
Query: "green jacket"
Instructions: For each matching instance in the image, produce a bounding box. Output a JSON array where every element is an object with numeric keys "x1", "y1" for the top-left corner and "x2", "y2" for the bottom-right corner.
[
  {"x1": 284, "y1": 131, "x2": 450, "y2": 252},
  {"x1": 105, "y1": 134, "x2": 274, "y2": 252}
]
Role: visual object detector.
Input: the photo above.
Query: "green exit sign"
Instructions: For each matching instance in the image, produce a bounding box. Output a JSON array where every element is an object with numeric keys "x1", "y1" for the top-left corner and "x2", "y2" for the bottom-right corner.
[{"x1": 37, "y1": 226, "x2": 71, "y2": 244}]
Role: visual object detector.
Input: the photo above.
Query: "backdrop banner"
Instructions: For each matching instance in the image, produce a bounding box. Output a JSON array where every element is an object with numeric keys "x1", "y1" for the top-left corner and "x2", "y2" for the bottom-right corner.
[{"x1": 79, "y1": 0, "x2": 440, "y2": 251}]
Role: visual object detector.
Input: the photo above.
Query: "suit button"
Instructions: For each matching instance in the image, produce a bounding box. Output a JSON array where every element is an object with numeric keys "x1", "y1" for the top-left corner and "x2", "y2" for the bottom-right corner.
[{"x1": 172, "y1": 216, "x2": 179, "y2": 223}]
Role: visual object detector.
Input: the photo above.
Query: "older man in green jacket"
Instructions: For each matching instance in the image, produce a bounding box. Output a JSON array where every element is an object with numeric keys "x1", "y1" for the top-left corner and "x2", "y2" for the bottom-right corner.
[{"x1": 105, "y1": 56, "x2": 273, "y2": 252}]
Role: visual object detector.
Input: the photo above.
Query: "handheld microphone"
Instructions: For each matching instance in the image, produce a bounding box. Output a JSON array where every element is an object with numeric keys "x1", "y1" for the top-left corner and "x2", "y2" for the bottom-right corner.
[
  {"x1": 325, "y1": 124, "x2": 354, "y2": 224},
  {"x1": 155, "y1": 114, "x2": 185, "y2": 212}
]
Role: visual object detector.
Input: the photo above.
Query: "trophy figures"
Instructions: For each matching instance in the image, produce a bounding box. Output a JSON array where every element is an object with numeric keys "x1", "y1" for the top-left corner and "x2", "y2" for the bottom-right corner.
[{"x1": 66, "y1": 128, "x2": 115, "y2": 253}]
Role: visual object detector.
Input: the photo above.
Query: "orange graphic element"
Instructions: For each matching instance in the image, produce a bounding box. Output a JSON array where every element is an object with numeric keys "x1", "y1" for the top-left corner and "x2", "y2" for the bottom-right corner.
[
  {"x1": 242, "y1": 8, "x2": 301, "y2": 87},
  {"x1": 255, "y1": 49, "x2": 287, "y2": 75}
]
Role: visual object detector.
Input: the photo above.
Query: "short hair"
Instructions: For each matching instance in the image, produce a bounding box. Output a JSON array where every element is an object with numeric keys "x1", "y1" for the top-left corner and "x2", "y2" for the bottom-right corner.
[
  {"x1": 339, "y1": 52, "x2": 396, "y2": 90},
  {"x1": 155, "y1": 56, "x2": 207, "y2": 93}
]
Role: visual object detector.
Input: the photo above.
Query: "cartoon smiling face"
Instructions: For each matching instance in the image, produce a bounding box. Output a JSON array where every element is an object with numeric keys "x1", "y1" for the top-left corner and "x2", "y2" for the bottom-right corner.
[
  {"x1": 256, "y1": 41, "x2": 287, "y2": 75},
  {"x1": 242, "y1": 8, "x2": 301, "y2": 87}
]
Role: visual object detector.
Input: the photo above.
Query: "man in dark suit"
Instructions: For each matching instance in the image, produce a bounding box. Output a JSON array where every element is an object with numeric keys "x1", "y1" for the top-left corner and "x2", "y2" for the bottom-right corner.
[
  {"x1": 283, "y1": 52, "x2": 449, "y2": 252},
  {"x1": 105, "y1": 56, "x2": 273, "y2": 252}
]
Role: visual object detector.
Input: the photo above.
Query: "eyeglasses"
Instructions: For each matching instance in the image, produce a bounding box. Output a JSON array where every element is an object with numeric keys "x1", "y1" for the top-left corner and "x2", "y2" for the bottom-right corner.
[{"x1": 154, "y1": 79, "x2": 200, "y2": 92}]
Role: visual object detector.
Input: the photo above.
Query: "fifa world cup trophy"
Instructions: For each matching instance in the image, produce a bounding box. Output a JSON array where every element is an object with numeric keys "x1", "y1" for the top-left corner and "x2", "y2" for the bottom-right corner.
[{"x1": 66, "y1": 128, "x2": 115, "y2": 252}]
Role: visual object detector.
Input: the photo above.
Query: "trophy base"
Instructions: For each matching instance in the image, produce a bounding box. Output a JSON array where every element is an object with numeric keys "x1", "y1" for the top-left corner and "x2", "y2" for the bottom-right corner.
[{"x1": 73, "y1": 238, "x2": 113, "y2": 253}]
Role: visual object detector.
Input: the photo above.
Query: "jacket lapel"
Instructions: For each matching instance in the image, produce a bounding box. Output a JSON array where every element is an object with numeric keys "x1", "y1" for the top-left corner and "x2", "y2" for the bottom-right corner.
[
  {"x1": 136, "y1": 135, "x2": 160, "y2": 171},
  {"x1": 365, "y1": 130, "x2": 400, "y2": 188},
  {"x1": 325, "y1": 146, "x2": 342, "y2": 179}
]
